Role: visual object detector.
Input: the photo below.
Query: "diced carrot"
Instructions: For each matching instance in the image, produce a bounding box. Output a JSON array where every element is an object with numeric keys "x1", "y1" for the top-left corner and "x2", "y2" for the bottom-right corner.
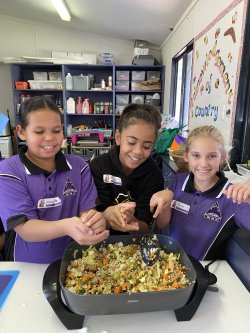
[
  {"x1": 102, "y1": 258, "x2": 110, "y2": 265},
  {"x1": 122, "y1": 283, "x2": 127, "y2": 290},
  {"x1": 156, "y1": 286, "x2": 164, "y2": 291},
  {"x1": 165, "y1": 262, "x2": 171, "y2": 269},
  {"x1": 163, "y1": 274, "x2": 170, "y2": 280},
  {"x1": 114, "y1": 286, "x2": 122, "y2": 294},
  {"x1": 172, "y1": 281, "x2": 180, "y2": 289}
]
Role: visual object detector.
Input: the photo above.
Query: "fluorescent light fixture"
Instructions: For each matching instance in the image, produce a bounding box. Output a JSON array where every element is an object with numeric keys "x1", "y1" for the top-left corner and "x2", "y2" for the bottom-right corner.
[{"x1": 51, "y1": 0, "x2": 71, "y2": 22}]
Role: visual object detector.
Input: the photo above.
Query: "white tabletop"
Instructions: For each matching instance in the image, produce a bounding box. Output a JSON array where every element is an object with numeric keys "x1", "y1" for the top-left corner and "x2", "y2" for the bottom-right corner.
[{"x1": 0, "y1": 260, "x2": 249, "y2": 333}]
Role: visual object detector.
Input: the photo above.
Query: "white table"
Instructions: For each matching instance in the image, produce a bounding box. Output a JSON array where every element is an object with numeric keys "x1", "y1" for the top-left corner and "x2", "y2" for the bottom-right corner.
[{"x1": 0, "y1": 261, "x2": 249, "y2": 333}]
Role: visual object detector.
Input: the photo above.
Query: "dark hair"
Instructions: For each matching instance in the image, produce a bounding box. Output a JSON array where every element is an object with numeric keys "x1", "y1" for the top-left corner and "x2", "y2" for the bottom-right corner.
[
  {"x1": 19, "y1": 95, "x2": 61, "y2": 128},
  {"x1": 117, "y1": 103, "x2": 162, "y2": 137}
]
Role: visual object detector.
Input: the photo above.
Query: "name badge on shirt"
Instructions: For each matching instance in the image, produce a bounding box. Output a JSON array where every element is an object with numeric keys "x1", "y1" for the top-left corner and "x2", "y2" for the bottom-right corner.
[
  {"x1": 103, "y1": 174, "x2": 122, "y2": 186},
  {"x1": 171, "y1": 200, "x2": 190, "y2": 214},
  {"x1": 38, "y1": 197, "x2": 62, "y2": 209}
]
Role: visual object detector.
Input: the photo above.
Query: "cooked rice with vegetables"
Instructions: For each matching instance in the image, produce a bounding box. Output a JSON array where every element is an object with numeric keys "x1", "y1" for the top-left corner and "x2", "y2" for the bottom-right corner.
[{"x1": 64, "y1": 242, "x2": 191, "y2": 295}]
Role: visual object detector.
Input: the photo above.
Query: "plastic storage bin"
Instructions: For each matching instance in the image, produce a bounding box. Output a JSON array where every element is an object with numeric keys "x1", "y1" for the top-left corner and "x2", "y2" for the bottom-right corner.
[
  {"x1": 131, "y1": 81, "x2": 141, "y2": 91},
  {"x1": 15, "y1": 81, "x2": 29, "y2": 89},
  {"x1": 73, "y1": 75, "x2": 90, "y2": 90},
  {"x1": 28, "y1": 80, "x2": 63, "y2": 90},
  {"x1": 131, "y1": 71, "x2": 146, "y2": 81},
  {"x1": 33, "y1": 72, "x2": 48, "y2": 80},
  {"x1": 116, "y1": 94, "x2": 129, "y2": 105},
  {"x1": 147, "y1": 71, "x2": 161, "y2": 80},
  {"x1": 116, "y1": 71, "x2": 130, "y2": 81},
  {"x1": 0, "y1": 136, "x2": 13, "y2": 158},
  {"x1": 99, "y1": 52, "x2": 114, "y2": 65},
  {"x1": 115, "y1": 81, "x2": 130, "y2": 91},
  {"x1": 116, "y1": 105, "x2": 125, "y2": 114},
  {"x1": 131, "y1": 95, "x2": 144, "y2": 104},
  {"x1": 48, "y1": 72, "x2": 62, "y2": 81},
  {"x1": 236, "y1": 164, "x2": 250, "y2": 177}
]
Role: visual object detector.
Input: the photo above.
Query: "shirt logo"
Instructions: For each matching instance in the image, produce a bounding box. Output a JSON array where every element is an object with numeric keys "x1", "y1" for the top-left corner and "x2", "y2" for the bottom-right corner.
[
  {"x1": 114, "y1": 192, "x2": 133, "y2": 204},
  {"x1": 63, "y1": 178, "x2": 77, "y2": 196},
  {"x1": 171, "y1": 200, "x2": 190, "y2": 214},
  {"x1": 204, "y1": 201, "x2": 221, "y2": 222},
  {"x1": 103, "y1": 174, "x2": 122, "y2": 186}
]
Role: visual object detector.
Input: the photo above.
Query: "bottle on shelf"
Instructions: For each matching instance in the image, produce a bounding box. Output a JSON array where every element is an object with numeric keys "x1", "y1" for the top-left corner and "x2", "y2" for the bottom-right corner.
[
  {"x1": 66, "y1": 97, "x2": 75, "y2": 114},
  {"x1": 101, "y1": 78, "x2": 106, "y2": 90},
  {"x1": 82, "y1": 98, "x2": 90, "y2": 114},
  {"x1": 75, "y1": 96, "x2": 83, "y2": 114},
  {"x1": 108, "y1": 76, "x2": 112, "y2": 89},
  {"x1": 65, "y1": 73, "x2": 73, "y2": 90}
]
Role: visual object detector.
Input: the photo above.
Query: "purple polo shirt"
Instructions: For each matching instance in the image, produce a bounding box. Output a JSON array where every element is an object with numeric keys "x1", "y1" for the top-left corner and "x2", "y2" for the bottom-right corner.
[
  {"x1": 162, "y1": 173, "x2": 250, "y2": 260},
  {"x1": 0, "y1": 149, "x2": 98, "y2": 263}
]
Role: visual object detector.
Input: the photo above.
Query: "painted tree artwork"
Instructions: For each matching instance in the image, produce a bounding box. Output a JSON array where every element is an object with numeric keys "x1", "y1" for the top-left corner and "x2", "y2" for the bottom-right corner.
[{"x1": 189, "y1": 0, "x2": 247, "y2": 144}]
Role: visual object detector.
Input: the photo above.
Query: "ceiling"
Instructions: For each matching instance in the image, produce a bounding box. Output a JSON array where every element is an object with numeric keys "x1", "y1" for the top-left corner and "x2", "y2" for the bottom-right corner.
[{"x1": 0, "y1": 0, "x2": 193, "y2": 47}]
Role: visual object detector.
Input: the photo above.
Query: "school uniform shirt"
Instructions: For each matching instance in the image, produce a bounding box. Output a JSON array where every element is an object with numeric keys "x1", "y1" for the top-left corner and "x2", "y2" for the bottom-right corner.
[
  {"x1": 0, "y1": 147, "x2": 98, "y2": 263},
  {"x1": 165, "y1": 172, "x2": 250, "y2": 260},
  {"x1": 90, "y1": 146, "x2": 164, "y2": 234}
]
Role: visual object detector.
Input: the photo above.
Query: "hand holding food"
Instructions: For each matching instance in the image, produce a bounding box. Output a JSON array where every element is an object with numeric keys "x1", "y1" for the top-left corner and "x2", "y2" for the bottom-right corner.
[
  {"x1": 81, "y1": 209, "x2": 107, "y2": 234},
  {"x1": 105, "y1": 204, "x2": 139, "y2": 232},
  {"x1": 64, "y1": 215, "x2": 109, "y2": 246},
  {"x1": 119, "y1": 202, "x2": 136, "y2": 224}
]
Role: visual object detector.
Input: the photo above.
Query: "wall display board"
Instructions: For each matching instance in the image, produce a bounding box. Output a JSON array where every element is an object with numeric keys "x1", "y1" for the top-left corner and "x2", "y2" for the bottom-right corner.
[{"x1": 189, "y1": 0, "x2": 247, "y2": 145}]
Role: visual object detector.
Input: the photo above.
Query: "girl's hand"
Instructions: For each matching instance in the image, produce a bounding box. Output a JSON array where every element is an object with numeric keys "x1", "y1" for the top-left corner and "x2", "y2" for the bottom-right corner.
[
  {"x1": 81, "y1": 209, "x2": 107, "y2": 234},
  {"x1": 223, "y1": 183, "x2": 250, "y2": 204},
  {"x1": 105, "y1": 204, "x2": 139, "y2": 232},
  {"x1": 119, "y1": 202, "x2": 136, "y2": 224},
  {"x1": 65, "y1": 215, "x2": 109, "y2": 246},
  {"x1": 150, "y1": 189, "x2": 174, "y2": 218}
]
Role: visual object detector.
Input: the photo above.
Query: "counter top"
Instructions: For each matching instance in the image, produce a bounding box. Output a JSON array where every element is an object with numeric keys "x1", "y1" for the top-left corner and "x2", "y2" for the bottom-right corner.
[{"x1": 1, "y1": 260, "x2": 249, "y2": 333}]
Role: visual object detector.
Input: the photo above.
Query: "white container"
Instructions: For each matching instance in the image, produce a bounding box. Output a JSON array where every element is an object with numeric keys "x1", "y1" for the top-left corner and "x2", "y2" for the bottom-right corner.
[
  {"x1": 116, "y1": 94, "x2": 129, "y2": 105},
  {"x1": 66, "y1": 97, "x2": 75, "y2": 114},
  {"x1": 73, "y1": 75, "x2": 90, "y2": 90},
  {"x1": 131, "y1": 95, "x2": 144, "y2": 104},
  {"x1": 132, "y1": 71, "x2": 146, "y2": 81},
  {"x1": 33, "y1": 72, "x2": 47, "y2": 80},
  {"x1": 131, "y1": 81, "x2": 141, "y2": 91},
  {"x1": 28, "y1": 80, "x2": 62, "y2": 90},
  {"x1": 236, "y1": 164, "x2": 250, "y2": 177},
  {"x1": 116, "y1": 71, "x2": 129, "y2": 81},
  {"x1": 49, "y1": 72, "x2": 62, "y2": 81},
  {"x1": 65, "y1": 73, "x2": 73, "y2": 90},
  {"x1": 147, "y1": 71, "x2": 161, "y2": 80},
  {"x1": 115, "y1": 81, "x2": 130, "y2": 91},
  {"x1": 0, "y1": 136, "x2": 13, "y2": 158}
]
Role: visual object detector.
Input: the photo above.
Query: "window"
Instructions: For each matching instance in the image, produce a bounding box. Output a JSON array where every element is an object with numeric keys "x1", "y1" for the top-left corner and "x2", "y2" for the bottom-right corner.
[{"x1": 169, "y1": 41, "x2": 193, "y2": 127}]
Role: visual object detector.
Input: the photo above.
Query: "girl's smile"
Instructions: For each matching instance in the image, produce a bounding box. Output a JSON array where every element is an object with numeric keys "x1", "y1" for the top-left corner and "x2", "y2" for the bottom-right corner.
[
  {"x1": 115, "y1": 121, "x2": 156, "y2": 175},
  {"x1": 185, "y1": 136, "x2": 225, "y2": 191}
]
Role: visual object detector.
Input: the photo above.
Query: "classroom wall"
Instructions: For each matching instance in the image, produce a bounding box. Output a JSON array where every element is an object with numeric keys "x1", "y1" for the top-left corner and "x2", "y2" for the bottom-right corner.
[
  {"x1": 0, "y1": 15, "x2": 161, "y2": 125},
  {"x1": 161, "y1": 0, "x2": 233, "y2": 115},
  {"x1": 0, "y1": 1, "x2": 234, "y2": 125}
]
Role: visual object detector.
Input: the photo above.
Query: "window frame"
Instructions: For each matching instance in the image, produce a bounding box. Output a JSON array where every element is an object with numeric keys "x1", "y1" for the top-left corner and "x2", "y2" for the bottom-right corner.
[{"x1": 169, "y1": 40, "x2": 194, "y2": 127}]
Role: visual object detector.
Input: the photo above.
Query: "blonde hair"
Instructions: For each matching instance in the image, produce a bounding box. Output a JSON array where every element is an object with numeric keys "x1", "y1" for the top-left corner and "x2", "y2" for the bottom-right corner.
[{"x1": 185, "y1": 126, "x2": 226, "y2": 156}]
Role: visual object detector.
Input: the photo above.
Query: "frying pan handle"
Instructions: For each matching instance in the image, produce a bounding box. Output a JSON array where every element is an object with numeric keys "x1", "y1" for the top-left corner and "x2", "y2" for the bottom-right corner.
[
  {"x1": 42, "y1": 260, "x2": 85, "y2": 330},
  {"x1": 174, "y1": 256, "x2": 217, "y2": 321}
]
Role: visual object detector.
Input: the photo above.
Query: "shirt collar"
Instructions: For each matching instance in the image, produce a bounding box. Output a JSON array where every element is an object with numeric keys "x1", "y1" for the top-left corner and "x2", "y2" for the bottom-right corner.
[
  {"x1": 183, "y1": 172, "x2": 229, "y2": 198},
  {"x1": 19, "y1": 146, "x2": 70, "y2": 175}
]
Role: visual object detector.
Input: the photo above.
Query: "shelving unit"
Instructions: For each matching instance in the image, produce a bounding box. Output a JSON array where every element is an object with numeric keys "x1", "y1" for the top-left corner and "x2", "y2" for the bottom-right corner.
[{"x1": 11, "y1": 63, "x2": 165, "y2": 154}]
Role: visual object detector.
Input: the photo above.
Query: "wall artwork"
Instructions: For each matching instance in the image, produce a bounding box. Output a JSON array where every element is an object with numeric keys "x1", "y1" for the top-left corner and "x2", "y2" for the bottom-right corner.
[{"x1": 189, "y1": 0, "x2": 247, "y2": 144}]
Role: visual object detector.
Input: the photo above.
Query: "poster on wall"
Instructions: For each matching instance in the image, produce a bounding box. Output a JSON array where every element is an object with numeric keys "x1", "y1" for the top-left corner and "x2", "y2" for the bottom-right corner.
[{"x1": 189, "y1": 0, "x2": 247, "y2": 145}]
